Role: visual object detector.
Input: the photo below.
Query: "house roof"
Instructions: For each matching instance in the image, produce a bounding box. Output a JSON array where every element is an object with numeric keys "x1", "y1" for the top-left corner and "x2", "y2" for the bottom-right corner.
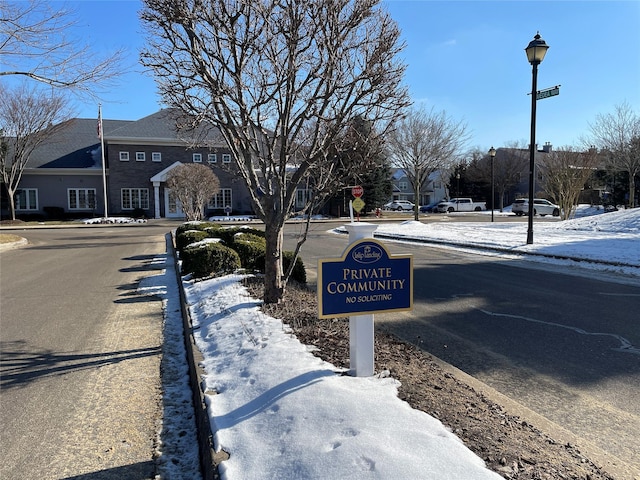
[
  {"x1": 29, "y1": 118, "x2": 131, "y2": 169},
  {"x1": 27, "y1": 109, "x2": 226, "y2": 170},
  {"x1": 106, "y1": 109, "x2": 227, "y2": 145}
]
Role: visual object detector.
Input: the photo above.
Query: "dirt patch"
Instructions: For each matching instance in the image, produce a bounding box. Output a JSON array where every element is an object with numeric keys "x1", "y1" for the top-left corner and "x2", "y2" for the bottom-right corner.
[
  {"x1": 247, "y1": 279, "x2": 615, "y2": 480},
  {"x1": 0, "y1": 219, "x2": 26, "y2": 226},
  {"x1": 0, "y1": 233, "x2": 24, "y2": 244}
]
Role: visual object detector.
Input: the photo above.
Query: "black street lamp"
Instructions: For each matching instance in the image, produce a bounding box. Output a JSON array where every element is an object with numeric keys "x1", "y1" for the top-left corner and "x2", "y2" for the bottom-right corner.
[
  {"x1": 488, "y1": 146, "x2": 496, "y2": 222},
  {"x1": 525, "y1": 32, "x2": 549, "y2": 244}
]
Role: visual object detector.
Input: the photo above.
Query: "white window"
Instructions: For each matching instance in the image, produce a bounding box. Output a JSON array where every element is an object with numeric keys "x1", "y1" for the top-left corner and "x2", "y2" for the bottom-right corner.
[
  {"x1": 15, "y1": 188, "x2": 38, "y2": 210},
  {"x1": 208, "y1": 153, "x2": 217, "y2": 163},
  {"x1": 193, "y1": 153, "x2": 202, "y2": 163},
  {"x1": 136, "y1": 152, "x2": 146, "y2": 162},
  {"x1": 399, "y1": 181, "x2": 408, "y2": 191},
  {"x1": 68, "y1": 188, "x2": 96, "y2": 210},
  {"x1": 152, "y1": 152, "x2": 162, "y2": 162},
  {"x1": 209, "y1": 188, "x2": 232, "y2": 209},
  {"x1": 222, "y1": 153, "x2": 231, "y2": 163},
  {"x1": 119, "y1": 151, "x2": 129, "y2": 161},
  {"x1": 121, "y1": 188, "x2": 149, "y2": 210},
  {"x1": 296, "y1": 189, "x2": 311, "y2": 209}
]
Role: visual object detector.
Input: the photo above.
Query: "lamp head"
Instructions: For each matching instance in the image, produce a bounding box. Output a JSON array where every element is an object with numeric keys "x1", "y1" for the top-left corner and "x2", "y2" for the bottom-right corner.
[
  {"x1": 525, "y1": 32, "x2": 549, "y2": 65},
  {"x1": 489, "y1": 146, "x2": 496, "y2": 158}
]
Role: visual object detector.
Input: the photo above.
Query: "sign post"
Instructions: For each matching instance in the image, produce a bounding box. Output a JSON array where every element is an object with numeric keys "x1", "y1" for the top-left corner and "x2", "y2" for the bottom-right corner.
[{"x1": 318, "y1": 223, "x2": 413, "y2": 376}]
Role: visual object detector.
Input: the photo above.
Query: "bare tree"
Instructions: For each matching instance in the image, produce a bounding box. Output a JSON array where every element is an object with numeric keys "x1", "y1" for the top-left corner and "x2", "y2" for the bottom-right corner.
[
  {"x1": 539, "y1": 147, "x2": 599, "y2": 220},
  {"x1": 468, "y1": 143, "x2": 528, "y2": 211},
  {"x1": 140, "y1": 0, "x2": 409, "y2": 303},
  {"x1": 166, "y1": 163, "x2": 221, "y2": 221},
  {"x1": 587, "y1": 102, "x2": 640, "y2": 207},
  {"x1": 387, "y1": 106, "x2": 469, "y2": 220},
  {"x1": 0, "y1": 0, "x2": 125, "y2": 98},
  {"x1": 0, "y1": 83, "x2": 74, "y2": 220}
]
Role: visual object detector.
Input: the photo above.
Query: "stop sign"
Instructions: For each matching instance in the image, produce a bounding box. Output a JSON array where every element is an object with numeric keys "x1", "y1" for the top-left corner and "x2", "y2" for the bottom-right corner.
[{"x1": 351, "y1": 185, "x2": 363, "y2": 198}]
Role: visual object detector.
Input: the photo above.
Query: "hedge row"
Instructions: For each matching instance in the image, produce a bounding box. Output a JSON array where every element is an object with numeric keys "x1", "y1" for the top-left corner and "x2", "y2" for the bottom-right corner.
[{"x1": 175, "y1": 222, "x2": 306, "y2": 284}]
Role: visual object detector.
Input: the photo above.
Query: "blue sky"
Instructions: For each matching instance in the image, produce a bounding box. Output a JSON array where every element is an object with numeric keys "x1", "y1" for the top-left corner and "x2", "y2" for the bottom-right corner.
[{"x1": 51, "y1": 0, "x2": 639, "y2": 152}]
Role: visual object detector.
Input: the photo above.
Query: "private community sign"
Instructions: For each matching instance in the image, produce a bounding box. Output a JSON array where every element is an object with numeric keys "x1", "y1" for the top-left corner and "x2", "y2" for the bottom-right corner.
[{"x1": 317, "y1": 238, "x2": 413, "y2": 318}]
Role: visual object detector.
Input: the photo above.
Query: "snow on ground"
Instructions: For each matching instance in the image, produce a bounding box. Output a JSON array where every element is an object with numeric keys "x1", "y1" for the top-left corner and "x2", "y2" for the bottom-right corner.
[
  {"x1": 370, "y1": 206, "x2": 639, "y2": 274},
  {"x1": 82, "y1": 216, "x2": 148, "y2": 224},
  {"x1": 142, "y1": 206, "x2": 639, "y2": 480}
]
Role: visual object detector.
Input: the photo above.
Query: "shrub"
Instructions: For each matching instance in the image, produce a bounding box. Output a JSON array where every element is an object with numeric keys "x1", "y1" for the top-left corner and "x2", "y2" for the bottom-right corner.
[
  {"x1": 234, "y1": 232, "x2": 265, "y2": 244},
  {"x1": 233, "y1": 237, "x2": 266, "y2": 271},
  {"x1": 181, "y1": 241, "x2": 241, "y2": 278},
  {"x1": 283, "y1": 250, "x2": 306, "y2": 284},
  {"x1": 175, "y1": 221, "x2": 219, "y2": 236},
  {"x1": 131, "y1": 208, "x2": 146, "y2": 219},
  {"x1": 206, "y1": 226, "x2": 265, "y2": 247},
  {"x1": 175, "y1": 229, "x2": 209, "y2": 253},
  {"x1": 43, "y1": 206, "x2": 65, "y2": 220}
]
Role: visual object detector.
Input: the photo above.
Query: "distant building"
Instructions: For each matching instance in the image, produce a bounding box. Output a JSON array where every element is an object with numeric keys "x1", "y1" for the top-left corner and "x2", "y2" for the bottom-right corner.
[
  {"x1": 2, "y1": 110, "x2": 253, "y2": 219},
  {"x1": 388, "y1": 168, "x2": 447, "y2": 206}
]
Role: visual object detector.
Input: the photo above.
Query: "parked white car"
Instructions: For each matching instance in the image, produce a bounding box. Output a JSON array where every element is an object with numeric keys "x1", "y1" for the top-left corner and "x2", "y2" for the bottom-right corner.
[
  {"x1": 384, "y1": 200, "x2": 415, "y2": 211},
  {"x1": 512, "y1": 198, "x2": 560, "y2": 217},
  {"x1": 436, "y1": 198, "x2": 486, "y2": 213}
]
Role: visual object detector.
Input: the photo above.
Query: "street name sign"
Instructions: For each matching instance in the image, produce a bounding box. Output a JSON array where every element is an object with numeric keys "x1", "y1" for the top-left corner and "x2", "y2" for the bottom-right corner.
[
  {"x1": 317, "y1": 238, "x2": 413, "y2": 318},
  {"x1": 536, "y1": 86, "x2": 560, "y2": 100}
]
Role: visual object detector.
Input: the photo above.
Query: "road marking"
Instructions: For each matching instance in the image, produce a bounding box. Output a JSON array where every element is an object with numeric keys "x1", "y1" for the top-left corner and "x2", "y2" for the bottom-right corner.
[{"x1": 477, "y1": 308, "x2": 640, "y2": 355}]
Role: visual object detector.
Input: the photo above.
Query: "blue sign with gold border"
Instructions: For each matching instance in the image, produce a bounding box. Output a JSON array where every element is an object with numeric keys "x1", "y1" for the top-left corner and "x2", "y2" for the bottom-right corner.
[{"x1": 317, "y1": 238, "x2": 413, "y2": 318}]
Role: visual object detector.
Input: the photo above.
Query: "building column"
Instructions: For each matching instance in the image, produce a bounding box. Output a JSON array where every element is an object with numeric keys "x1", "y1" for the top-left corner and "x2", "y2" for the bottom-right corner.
[{"x1": 153, "y1": 181, "x2": 161, "y2": 219}]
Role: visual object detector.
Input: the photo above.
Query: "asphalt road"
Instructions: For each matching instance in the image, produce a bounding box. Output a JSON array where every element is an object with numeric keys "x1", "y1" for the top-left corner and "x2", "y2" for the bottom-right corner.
[
  {"x1": 0, "y1": 223, "x2": 175, "y2": 480},
  {"x1": 285, "y1": 219, "x2": 640, "y2": 479}
]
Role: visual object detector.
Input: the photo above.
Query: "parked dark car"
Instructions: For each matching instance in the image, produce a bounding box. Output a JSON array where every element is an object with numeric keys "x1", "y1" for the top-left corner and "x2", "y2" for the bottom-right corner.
[{"x1": 419, "y1": 202, "x2": 439, "y2": 213}]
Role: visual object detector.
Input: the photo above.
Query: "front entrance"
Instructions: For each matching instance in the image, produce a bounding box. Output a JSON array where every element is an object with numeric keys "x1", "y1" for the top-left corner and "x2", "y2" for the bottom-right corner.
[{"x1": 165, "y1": 188, "x2": 184, "y2": 218}]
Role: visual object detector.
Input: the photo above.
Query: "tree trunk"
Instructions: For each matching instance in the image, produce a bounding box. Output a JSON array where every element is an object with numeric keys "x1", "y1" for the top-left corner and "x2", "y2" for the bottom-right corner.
[
  {"x1": 8, "y1": 189, "x2": 16, "y2": 221},
  {"x1": 263, "y1": 221, "x2": 285, "y2": 304}
]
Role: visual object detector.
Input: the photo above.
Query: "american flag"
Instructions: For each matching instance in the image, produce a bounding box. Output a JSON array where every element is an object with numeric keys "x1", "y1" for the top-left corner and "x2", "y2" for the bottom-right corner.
[{"x1": 97, "y1": 105, "x2": 103, "y2": 140}]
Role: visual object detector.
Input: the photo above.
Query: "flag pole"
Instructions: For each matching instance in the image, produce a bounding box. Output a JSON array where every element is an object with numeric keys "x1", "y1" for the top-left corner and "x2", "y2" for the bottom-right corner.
[{"x1": 98, "y1": 104, "x2": 108, "y2": 219}]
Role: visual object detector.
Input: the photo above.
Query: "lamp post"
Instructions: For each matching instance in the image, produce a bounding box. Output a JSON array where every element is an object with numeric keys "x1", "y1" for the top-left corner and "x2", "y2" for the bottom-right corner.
[
  {"x1": 525, "y1": 32, "x2": 549, "y2": 244},
  {"x1": 488, "y1": 146, "x2": 496, "y2": 222}
]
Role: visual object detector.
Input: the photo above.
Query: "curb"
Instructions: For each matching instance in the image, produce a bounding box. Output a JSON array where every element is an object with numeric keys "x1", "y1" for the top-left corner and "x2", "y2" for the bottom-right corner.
[{"x1": 167, "y1": 233, "x2": 220, "y2": 480}]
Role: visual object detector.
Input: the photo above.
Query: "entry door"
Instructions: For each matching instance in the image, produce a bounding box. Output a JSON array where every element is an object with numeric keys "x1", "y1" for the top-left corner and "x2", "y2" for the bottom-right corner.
[{"x1": 165, "y1": 189, "x2": 185, "y2": 218}]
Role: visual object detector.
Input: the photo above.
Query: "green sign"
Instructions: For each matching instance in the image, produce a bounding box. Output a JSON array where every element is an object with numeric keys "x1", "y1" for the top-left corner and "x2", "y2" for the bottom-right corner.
[{"x1": 536, "y1": 86, "x2": 560, "y2": 100}]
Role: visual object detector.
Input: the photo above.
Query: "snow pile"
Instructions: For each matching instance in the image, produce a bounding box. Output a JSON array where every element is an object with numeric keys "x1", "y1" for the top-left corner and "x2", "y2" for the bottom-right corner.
[
  {"x1": 553, "y1": 208, "x2": 640, "y2": 233},
  {"x1": 82, "y1": 216, "x2": 147, "y2": 224}
]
